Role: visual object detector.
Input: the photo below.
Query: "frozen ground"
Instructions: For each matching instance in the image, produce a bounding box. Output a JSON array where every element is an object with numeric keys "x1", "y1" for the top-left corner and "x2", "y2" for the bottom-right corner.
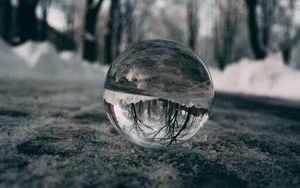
[{"x1": 0, "y1": 79, "x2": 299, "y2": 188}]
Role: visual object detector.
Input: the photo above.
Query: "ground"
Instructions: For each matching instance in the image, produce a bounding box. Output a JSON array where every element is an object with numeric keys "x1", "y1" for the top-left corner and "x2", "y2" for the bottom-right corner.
[{"x1": 0, "y1": 79, "x2": 299, "y2": 188}]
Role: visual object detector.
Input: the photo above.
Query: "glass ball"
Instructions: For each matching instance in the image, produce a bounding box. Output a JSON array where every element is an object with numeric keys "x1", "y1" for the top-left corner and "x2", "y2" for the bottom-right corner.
[{"x1": 103, "y1": 39, "x2": 214, "y2": 148}]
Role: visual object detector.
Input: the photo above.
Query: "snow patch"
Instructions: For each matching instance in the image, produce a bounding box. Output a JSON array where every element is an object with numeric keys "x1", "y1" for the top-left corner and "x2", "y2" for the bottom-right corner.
[
  {"x1": 1, "y1": 38, "x2": 300, "y2": 101},
  {"x1": 13, "y1": 41, "x2": 52, "y2": 67},
  {"x1": 0, "y1": 39, "x2": 108, "y2": 82},
  {"x1": 59, "y1": 51, "x2": 76, "y2": 61},
  {"x1": 103, "y1": 89, "x2": 157, "y2": 105},
  {"x1": 125, "y1": 68, "x2": 149, "y2": 89},
  {"x1": 0, "y1": 38, "x2": 29, "y2": 77},
  {"x1": 210, "y1": 54, "x2": 300, "y2": 100}
]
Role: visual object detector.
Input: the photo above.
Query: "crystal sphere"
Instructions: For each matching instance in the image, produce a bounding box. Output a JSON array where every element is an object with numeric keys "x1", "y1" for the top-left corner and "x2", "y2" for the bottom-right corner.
[{"x1": 103, "y1": 39, "x2": 214, "y2": 148}]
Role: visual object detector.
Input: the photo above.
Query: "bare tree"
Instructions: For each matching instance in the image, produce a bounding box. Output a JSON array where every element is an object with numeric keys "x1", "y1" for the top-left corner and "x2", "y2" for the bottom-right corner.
[
  {"x1": 163, "y1": 16, "x2": 185, "y2": 43},
  {"x1": 161, "y1": 2, "x2": 186, "y2": 43},
  {"x1": 259, "y1": 0, "x2": 278, "y2": 50},
  {"x1": 39, "y1": 0, "x2": 52, "y2": 41},
  {"x1": 214, "y1": 0, "x2": 241, "y2": 70},
  {"x1": 124, "y1": 0, "x2": 135, "y2": 45},
  {"x1": 17, "y1": 0, "x2": 40, "y2": 43},
  {"x1": 115, "y1": 1, "x2": 124, "y2": 57},
  {"x1": 0, "y1": 0, "x2": 13, "y2": 44},
  {"x1": 187, "y1": 0, "x2": 199, "y2": 51},
  {"x1": 82, "y1": 0, "x2": 104, "y2": 62},
  {"x1": 65, "y1": 6, "x2": 76, "y2": 34},
  {"x1": 104, "y1": 0, "x2": 121, "y2": 64},
  {"x1": 244, "y1": 0, "x2": 267, "y2": 59},
  {"x1": 278, "y1": 0, "x2": 300, "y2": 64},
  {"x1": 131, "y1": 0, "x2": 154, "y2": 42}
]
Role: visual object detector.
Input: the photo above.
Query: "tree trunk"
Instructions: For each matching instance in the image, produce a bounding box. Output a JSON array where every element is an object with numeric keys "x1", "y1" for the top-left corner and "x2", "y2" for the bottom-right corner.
[
  {"x1": 260, "y1": 0, "x2": 277, "y2": 50},
  {"x1": 125, "y1": 0, "x2": 134, "y2": 46},
  {"x1": 214, "y1": 0, "x2": 240, "y2": 70},
  {"x1": 245, "y1": 0, "x2": 267, "y2": 59},
  {"x1": 115, "y1": 3, "x2": 124, "y2": 57},
  {"x1": 39, "y1": 0, "x2": 51, "y2": 41},
  {"x1": 187, "y1": 0, "x2": 199, "y2": 51},
  {"x1": 282, "y1": 47, "x2": 291, "y2": 64},
  {"x1": 104, "y1": 0, "x2": 120, "y2": 65},
  {"x1": 40, "y1": 8, "x2": 48, "y2": 40},
  {"x1": 2, "y1": 0, "x2": 12, "y2": 43},
  {"x1": 281, "y1": 28, "x2": 300, "y2": 65},
  {"x1": 279, "y1": 1, "x2": 300, "y2": 65},
  {"x1": 17, "y1": 0, "x2": 39, "y2": 43},
  {"x1": 83, "y1": 0, "x2": 103, "y2": 62},
  {"x1": 262, "y1": 24, "x2": 270, "y2": 50}
]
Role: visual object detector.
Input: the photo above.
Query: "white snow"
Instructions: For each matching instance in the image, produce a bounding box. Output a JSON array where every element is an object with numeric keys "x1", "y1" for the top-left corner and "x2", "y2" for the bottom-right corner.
[
  {"x1": 59, "y1": 51, "x2": 77, "y2": 61},
  {"x1": 13, "y1": 41, "x2": 52, "y2": 67},
  {"x1": 0, "y1": 39, "x2": 108, "y2": 82},
  {"x1": 124, "y1": 68, "x2": 149, "y2": 89},
  {"x1": 103, "y1": 89, "x2": 157, "y2": 105},
  {"x1": 0, "y1": 38, "x2": 29, "y2": 78},
  {"x1": 210, "y1": 53, "x2": 300, "y2": 100},
  {"x1": 1, "y1": 38, "x2": 300, "y2": 101}
]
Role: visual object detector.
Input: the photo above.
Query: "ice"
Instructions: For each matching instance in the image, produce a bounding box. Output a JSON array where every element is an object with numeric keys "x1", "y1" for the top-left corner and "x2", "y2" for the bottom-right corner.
[{"x1": 103, "y1": 39, "x2": 214, "y2": 148}]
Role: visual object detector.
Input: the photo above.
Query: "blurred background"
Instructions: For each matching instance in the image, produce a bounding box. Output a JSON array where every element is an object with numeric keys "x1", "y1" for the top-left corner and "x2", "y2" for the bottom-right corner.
[{"x1": 0, "y1": 0, "x2": 300, "y2": 100}]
